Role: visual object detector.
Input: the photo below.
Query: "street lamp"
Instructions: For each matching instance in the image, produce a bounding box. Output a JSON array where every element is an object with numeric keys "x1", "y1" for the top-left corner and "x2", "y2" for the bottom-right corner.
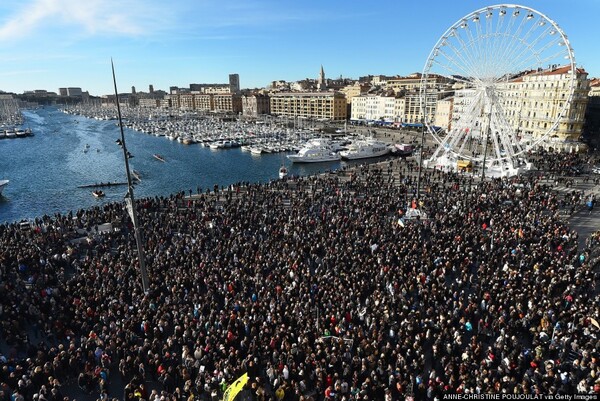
[{"x1": 111, "y1": 59, "x2": 150, "y2": 293}]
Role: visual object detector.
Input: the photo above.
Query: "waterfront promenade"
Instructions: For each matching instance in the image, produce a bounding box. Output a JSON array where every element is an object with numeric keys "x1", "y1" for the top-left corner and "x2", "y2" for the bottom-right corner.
[{"x1": 0, "y1": 152, "x2": 599, "y2": 401}]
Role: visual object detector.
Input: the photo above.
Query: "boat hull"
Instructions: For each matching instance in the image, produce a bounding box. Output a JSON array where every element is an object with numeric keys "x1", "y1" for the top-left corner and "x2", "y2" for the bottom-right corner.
[
  {"x1": 287, "y1": 154, "x2": 340, "y2": 163},
  {"x1": 340, "y1": 148, "x2": 390, "y2": 160}
]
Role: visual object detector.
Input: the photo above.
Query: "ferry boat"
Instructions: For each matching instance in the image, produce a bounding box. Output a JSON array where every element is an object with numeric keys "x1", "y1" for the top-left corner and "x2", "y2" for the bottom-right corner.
[
  {"x1": 287, "y1": 139, "x2": 341, "y2": 163},
  {"x1": 339, "y1": 138, "x2": 391, "y2": 160},
  {"x1": 0, "y1": 180, "x2": 8, "y2": 196},
  {"x1": 153, "y1": 154, "x2": 166, "y2": 162}
]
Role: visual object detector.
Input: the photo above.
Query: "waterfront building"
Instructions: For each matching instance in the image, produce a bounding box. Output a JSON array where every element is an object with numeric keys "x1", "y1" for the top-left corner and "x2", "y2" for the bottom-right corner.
[
  {"x1": 178, "y1": 93, "x2": 195, "y2": 110},
  {"x1": 499, "y1": 65, "x2": 589, "y2": 143},
  {"x1": 213, "y1": 93, "x2": 242, "y2": 113},
  {"x1": 270, "y1": 92, "x2": 347, "y2": 121},
  {"x1": 242, "y1": 94, "x2": 270, "y2": 117},
  {"x1": 350, "y1": 95, "x2": 398, "y2": 123},
  {"x1": 138, "y1": 98, "x2": 160, "y2": 108},
  {"x1": 193, "y1": 94, "x2": 213, "y2": 111},
  {"x1": 158, "y1": 98, "x2": 171, "y2": 108}
]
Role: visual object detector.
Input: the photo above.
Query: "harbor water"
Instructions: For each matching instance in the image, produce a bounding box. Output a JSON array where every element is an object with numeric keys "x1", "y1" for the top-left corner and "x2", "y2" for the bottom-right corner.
[{"x1": 0, "y1": 107, "x2": 361, "y2": 224}]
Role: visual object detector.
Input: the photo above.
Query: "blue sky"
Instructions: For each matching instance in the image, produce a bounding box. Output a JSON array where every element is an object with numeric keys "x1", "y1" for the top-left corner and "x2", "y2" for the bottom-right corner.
[{"x1": 0, "y1": 0, "x2": 597, "y2": 96}]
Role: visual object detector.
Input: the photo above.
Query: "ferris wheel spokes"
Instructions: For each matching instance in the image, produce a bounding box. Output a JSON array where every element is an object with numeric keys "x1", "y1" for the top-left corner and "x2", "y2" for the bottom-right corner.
[{"x1": 421, "y1": 4, "x2": 576, "y2": 177}]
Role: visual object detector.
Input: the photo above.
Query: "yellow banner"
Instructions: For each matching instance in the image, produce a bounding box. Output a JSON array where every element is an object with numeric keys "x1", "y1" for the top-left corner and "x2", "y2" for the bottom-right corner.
[{"x1": 222, "y1": 373, "x2": 249, "y2": 401}]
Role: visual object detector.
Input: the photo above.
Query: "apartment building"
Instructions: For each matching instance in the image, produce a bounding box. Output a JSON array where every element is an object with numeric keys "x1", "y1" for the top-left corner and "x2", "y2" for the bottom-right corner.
[
  {"x1": 179, "y1": 93, "x2": 195, "y2": 110},
  {"x1": 242, "y1": 94, "x2": 270, "y2": 117},
  {"x1": 350, "y1": 95, "x2": 398, "y2": 122},
  {"x1": 500, "y1": 65, "x2": 589, "y2": 142},
  {"x1": 270, "y1": 92, "x2": 347, "y2": 121},
  {"x1": 194, "y1": 94, "x2": 213, "y2": 111},
  {"x1": 213, "y1": 93, "x2": 243, "y2": 113},
  {"x1": 339, "y1": 82, "x2": 371, "y2": 105},
  {"x1": 138, "y1": 98, "x2": 160, "y2": 108},
  {"x1": 434, "y1": 97, "x2": 454, "y2": 131}
]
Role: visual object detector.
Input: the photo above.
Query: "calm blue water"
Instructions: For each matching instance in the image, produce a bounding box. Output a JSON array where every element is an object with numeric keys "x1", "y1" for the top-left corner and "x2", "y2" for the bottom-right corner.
[{"x1": 0, "y1": 107, "x2": 354, "y2": 224}]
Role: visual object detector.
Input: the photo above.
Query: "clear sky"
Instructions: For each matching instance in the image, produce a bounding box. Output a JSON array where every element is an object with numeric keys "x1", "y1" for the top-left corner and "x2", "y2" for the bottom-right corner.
[{"x1": 0, "y1": 0, "x2": 597, "y2": 96}]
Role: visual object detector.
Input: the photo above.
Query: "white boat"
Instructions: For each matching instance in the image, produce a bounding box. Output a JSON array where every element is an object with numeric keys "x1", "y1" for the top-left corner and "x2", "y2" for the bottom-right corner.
[
  {"x1": 339, "y1": 138, "x2": 391, "y2": 160},
  {"x1": 250, "y1": 146, "x2": 264, "y2": 155},
  {"x1": 287, "y1": 139, "x2": 341, "y2": 163},
  {"x1": 0, "y1": 180, "x2": 8, "y2": 196}
]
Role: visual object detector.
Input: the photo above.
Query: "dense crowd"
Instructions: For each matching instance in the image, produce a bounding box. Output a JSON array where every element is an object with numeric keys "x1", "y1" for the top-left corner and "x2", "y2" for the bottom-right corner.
[{"x1": 0, "y1": 159, "x2": 599, "y2": 401}]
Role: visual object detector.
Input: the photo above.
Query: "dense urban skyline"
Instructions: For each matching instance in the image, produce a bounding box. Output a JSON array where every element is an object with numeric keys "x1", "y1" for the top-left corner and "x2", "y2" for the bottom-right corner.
[{"x1": 0, "y1": 0, "x2": 598, "y2": 96}]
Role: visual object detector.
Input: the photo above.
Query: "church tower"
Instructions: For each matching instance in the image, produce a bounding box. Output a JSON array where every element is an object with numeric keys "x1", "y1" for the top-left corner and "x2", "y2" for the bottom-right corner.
[{"x1": 317, "y1": 65, "x2": 326, "y2": 91}]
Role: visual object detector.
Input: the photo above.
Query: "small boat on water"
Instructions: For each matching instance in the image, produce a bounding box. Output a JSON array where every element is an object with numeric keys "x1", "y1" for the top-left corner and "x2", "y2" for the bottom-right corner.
[
  {"x1": 131, "y1": 170, "x2": 142, "y2": 182},
  {"x1": 278, "y1": 166, "x2": 288, "y2": 179},
  {"x1": 92, "y1": 190, "x2": 105, "y2": 198},
  {"x1": 153, "y1": 154, "x2": 165, "y2": 162},
  {"x1": 0, "y1": 179, "x2": 8, "y2": 196}
]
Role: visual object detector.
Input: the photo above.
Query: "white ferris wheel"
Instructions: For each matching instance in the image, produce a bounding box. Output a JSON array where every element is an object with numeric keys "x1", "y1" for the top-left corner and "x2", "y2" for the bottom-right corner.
[{"x1": 420, "y1": 4, "x2": 576, "y2": 177}]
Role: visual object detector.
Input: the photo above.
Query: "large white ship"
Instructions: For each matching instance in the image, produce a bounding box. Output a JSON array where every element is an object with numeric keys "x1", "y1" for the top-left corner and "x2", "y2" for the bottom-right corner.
[
  {"x1": 339, "y1": 138, "x2": 390, "y2": 160},
  {"x1": 287, "y1": 139, "x2": 341, "y2": 163}
]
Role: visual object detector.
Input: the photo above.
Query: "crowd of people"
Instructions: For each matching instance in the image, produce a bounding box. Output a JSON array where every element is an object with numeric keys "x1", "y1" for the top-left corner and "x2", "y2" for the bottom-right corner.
[{"x1": 0, "y1": 157, "x2": 599, "y2": 401}]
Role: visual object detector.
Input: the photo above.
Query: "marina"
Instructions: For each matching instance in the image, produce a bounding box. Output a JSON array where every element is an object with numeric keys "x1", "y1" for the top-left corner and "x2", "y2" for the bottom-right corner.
[{"x1": 0, "y1": 106, "x2": 398, "y2": 224}]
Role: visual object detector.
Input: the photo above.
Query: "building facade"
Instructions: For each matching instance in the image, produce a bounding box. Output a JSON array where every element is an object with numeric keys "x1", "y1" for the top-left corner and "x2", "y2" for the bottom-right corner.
[
  {"x1": 213, "y1": 93, "x2": 243, "y2": 113},
  {"x1": 194, "y1": 94, "x2": 213, "y2": 111},
  {"x1": 270, "y1": 92, "x2": 347, "y2": 121},
  {"x1": 434, "y1": 97, "x2": 454, "y2": 131},
  {"x1": 138, "y1": 98, "x2": 160, "y2": 108},
  {"x1": 350, "y1": 95, "x2": 398, "y2": 122},
  {"x1": 242, "y1": 94, "x2": 270, "y2": 117},
  {"x1": 339, "y1": 82, "x2": 371, "y2": 105},
  {"x1": 500, "y1": 66, "x2": 589, "y2": 142}
]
